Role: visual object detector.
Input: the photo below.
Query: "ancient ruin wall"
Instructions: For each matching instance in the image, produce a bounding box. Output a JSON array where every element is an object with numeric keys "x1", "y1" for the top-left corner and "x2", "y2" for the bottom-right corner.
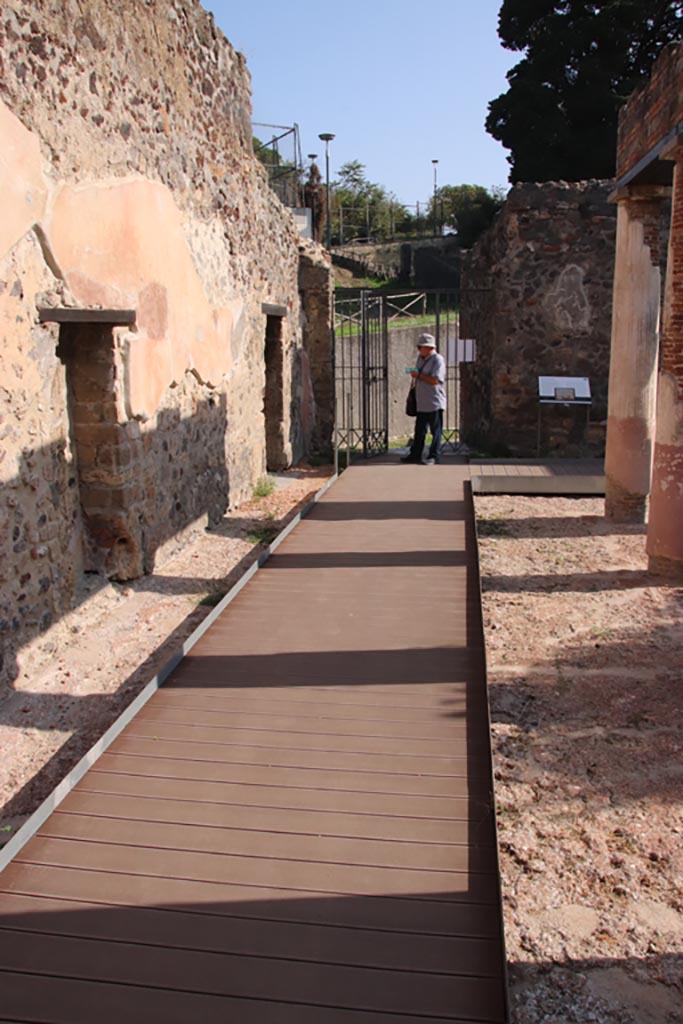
[
  {"x1": 616, "y1": 43, "x2": 683, "y2": 178},
  {"x1": 460, "y1": 182, "x2": 617, "y2": 455},
  {"x1": 0, "y1": 0, "x2": 332, "y2": 690}
]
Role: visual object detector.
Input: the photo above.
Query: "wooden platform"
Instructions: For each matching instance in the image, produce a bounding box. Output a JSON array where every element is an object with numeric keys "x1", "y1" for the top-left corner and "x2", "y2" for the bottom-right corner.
[
  {"x1": 0, "y1": 462, "x2": 507, "y2": 1023},
  {"x1": 470, "y1": 458, "x2": 605, "y2": 495}
]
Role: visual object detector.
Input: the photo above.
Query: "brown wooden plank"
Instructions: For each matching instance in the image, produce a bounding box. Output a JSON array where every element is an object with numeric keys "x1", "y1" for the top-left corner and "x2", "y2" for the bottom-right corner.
[
  {"x1": 107, "y1": 734, "x2": 486, "y2": 776},
  {"x1": 127, "y1": 703, "x2": 490, "y2": 737},
  {"x1": 15, "y1": 836, "x2": 501, "y2": 902},
  {"x1": 0, "y1": 928, "x2": 506, "y2": 1020},
  {"x1": 0, "y1": 892, "x2": 504, "y2": 975},
  {"x1": 124, "y1": 716, "x2": 485, "y2": 757},
  {"x1": 93, "y1": 750, "x2": 493, "y2": 798},
  {"x1": 152, "y1": 685, "x2": 478, "y2": 711},
  {"x1": 0, "y1": 971, "x2": 494, "y2": 1024},
  {"x1": 41, "y1": 811, "x2": 499, "y2": 873},
  {"x1": 143, "y1": 689, "x2": 484, "y2": 720},
  {"x1": 81, "y1": 769, "x2": 488, "y2": 820},
  {"x1": 58, "y1": 790, "x2": 492, "y2": 845},
  {"x1": 0, "y1": 863, "x2": 503, "y2": 938}
]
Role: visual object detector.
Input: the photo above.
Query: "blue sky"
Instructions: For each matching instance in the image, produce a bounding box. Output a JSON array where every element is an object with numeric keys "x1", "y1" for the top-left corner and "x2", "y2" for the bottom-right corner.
[{"x1": 204, "y1": 1, "x2": 517, "y2": 207}]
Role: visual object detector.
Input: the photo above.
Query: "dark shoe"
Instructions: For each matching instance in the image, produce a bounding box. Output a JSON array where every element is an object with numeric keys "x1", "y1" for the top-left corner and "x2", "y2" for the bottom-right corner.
[{"x1": 400, "y1": 454, "x2": 420, "y2": 463}]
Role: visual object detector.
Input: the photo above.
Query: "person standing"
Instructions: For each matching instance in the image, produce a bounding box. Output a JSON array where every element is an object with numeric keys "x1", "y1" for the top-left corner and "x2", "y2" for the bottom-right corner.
[{"x1": 401, "y1": 333, "x2": 446, "y2": 464}]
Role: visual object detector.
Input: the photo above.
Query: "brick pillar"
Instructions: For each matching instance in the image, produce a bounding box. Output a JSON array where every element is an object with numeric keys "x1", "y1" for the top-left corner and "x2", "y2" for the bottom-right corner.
[
  {"x1": 648, "y1": 150, "x2": 683, "y2": 577},
  {"x1": 604, "y1": 186, "x2": 669, "y2": 521}
]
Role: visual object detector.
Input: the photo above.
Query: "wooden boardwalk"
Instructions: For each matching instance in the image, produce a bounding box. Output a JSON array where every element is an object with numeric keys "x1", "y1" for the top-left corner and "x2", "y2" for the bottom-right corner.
[{"x1": 0, "y1": 461, "x2": 507, "y2": 1023}]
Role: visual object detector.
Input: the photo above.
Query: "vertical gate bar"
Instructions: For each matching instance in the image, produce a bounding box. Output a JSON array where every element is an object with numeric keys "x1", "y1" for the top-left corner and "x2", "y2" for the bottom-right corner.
[
  {"x1": 455, "y1": 302, "x2": 460, "y2": 444},
  {"x1": 383, "y1": 295, "x2": 389, "y2": 451},
  {"x1": 438, "y1": 288, "x2": 444, "y2": 448},
  {"x1": 361, "y1": 289, "x2": 368, "y2": 458}
]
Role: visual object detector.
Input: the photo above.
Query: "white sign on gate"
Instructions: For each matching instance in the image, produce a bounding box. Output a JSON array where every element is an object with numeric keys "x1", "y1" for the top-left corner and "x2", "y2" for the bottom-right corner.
[{"x1": 447, "y1": 338, "x2": 477, "y2": 364}]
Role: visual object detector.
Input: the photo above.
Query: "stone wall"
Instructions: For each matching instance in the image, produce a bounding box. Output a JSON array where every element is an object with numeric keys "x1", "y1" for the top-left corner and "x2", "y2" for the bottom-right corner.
[
  {"x1": 333, "y1": 237, "x2": 462, "y2": 289},
  {"x1": 0, "y1": 0, "x2": 333, "y2": 691},
  {"x1": 460, "y1": 182, "x2": 617, "y2": 455}
]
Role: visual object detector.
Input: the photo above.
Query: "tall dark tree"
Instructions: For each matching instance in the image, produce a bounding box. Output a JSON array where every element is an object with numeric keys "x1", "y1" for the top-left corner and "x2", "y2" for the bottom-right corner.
[{"x1": 487, "y1": 0, "x2": 683, "y2": 182}]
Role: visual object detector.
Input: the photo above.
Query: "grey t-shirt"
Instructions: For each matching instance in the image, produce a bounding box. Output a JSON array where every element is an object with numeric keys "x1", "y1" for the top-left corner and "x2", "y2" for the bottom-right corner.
[{"x1": 415, "y1": 351, "x2": 446, "y2": 412}]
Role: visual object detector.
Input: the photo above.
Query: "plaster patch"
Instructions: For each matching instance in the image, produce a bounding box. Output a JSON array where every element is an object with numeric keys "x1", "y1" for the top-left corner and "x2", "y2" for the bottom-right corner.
[
  {"x1": 0, "y1": 99, "x2": 48, "y2": 262},
  {"x1": 544, "y1": 264, "x2": 591, "y2": 331},
  {"x1": 46, "y1": 177, "x2": 235, "y2": 416},
  {"x1": 654, "y1": 372, "x2": 683, "y2": 446}
]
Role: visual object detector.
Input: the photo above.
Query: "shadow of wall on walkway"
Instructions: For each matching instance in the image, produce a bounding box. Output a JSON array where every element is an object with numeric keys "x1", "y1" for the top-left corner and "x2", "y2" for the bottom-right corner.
[{"x1": 0, "y1": 887, "x2": 508, "y2": 1021}]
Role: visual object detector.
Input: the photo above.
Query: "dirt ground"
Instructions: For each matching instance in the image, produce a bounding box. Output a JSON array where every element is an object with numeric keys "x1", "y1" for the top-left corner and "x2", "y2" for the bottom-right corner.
[
  {"x1": 476, "y1": 495, "x2": 683, "y2": 1024},
  {"x1": 2, "y1": 473, "x2": 682, "y2": 1023}
]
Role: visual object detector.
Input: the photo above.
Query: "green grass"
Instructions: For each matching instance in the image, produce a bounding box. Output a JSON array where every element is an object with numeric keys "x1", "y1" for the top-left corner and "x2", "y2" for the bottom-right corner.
[
  {"x1": 388, "y1": 435, "x2": 412, "y2": 450},
  {"x1": 252, "y1": 474, "x2": 276, "y2": 499},
  {"x1": 334, "y1": 313, "x2": 446, "y2": 338}
]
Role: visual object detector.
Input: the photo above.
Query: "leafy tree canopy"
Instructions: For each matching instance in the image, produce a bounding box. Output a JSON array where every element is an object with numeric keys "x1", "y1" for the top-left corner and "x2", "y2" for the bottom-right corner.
[
  {"x1": 433, "y1": 185, "x2": 505, "y2": 248},
  {"x1": 486, "y1": 0, "x2": 683, "y2": 182},
  {"x1": 253, "y1": 136, "x2": 280, "y2": 167}
]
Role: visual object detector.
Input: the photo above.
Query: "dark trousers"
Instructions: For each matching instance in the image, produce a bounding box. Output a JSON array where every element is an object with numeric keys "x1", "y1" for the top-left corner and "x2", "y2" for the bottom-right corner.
[{"x1": 410, "y1": 409, "x2": 443, "y2": 462}]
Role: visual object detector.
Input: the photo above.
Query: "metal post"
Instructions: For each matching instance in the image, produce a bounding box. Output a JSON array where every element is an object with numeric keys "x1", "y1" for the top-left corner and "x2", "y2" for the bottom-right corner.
[
  {"x1": 319, "y1": 132, "x2": 335, "y2": 249},
  {"x1": 339, "y1": 206, "x2": 344, "y2": 245},
  {"x1": 432, "y1": 159, "x2": 439, "y2": 237}
]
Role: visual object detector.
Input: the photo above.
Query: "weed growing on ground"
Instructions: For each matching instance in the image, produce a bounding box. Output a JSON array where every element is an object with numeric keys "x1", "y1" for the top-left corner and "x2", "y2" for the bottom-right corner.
[
  {"x1": 477, "y1": 516, "x2": 512, "y2": 537},
  {"x1": 197, "y1": 591, "x2": 227, "y2": 607},
  {"x1": 253, "y1": 474, "x2": 276, "y2": 498},
  {"x1": 246, "y1": 523, "x2": 279, "y2": 546}
]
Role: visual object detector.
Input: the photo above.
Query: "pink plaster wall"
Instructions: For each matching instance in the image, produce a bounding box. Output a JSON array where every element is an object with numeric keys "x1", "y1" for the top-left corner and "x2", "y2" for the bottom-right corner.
[
  {"x1": 47, "y1": 177, "x2": 234, "y2": 416},
  {"x1": 1, "y1": 97, "x2": 235, "y2": 418},
  {"x1": 0, "y1": 101, "x2": 48, "y2": 261}
]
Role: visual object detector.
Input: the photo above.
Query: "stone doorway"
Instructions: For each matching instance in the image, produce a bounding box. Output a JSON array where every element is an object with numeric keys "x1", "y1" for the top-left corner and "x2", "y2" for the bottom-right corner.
[
  {"x1": 53, "y1": 312, "x2": 143, "y2": 580},
  {"x1": 263, "y1": 313, "x2": 287, "y2": 471}
]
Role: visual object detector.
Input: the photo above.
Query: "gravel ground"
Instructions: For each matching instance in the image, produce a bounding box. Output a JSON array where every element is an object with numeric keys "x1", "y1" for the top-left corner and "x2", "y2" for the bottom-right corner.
[{"x1": 476, "y1": 495, "x2": 683, "y2": 1024}]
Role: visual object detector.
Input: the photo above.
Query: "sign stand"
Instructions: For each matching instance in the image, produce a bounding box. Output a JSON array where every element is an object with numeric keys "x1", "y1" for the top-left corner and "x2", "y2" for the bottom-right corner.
[{"x1": 537, "y1": 376, "x2": 592, "y2": 456}]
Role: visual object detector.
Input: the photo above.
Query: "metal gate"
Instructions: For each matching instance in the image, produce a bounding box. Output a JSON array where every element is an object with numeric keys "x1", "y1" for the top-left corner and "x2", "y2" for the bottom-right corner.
[{"x1": 334, "y1": 289, "x2": 462, "y2": 459}]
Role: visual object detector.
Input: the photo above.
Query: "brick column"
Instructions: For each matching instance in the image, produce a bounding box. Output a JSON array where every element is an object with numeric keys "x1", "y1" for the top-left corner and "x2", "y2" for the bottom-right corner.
[
  {"x1": 648, "y1": 151, "x2": 683, "y2": 577},
  {"x1": 604, "y1": 186, "x2": 668, "y2": 521}
]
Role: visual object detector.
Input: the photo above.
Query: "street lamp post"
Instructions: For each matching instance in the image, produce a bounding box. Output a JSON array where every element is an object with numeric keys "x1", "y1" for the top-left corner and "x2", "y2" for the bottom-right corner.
[
  {"x1": 306, "y1": 154, "x2": 318, "y2": 242},
  {"x1": 432, "y1": 159, "x2": 439, "y2": 237},
  {"x1": 319, "y1": 132, "x2": 335, "y2": 249}
]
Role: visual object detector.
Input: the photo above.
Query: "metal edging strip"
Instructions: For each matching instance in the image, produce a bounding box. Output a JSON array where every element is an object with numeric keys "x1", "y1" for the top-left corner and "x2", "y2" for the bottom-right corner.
[
  {"x1": 0, "y1": 471, "x2": 338, "y2": 873},
  {"x1": 464, "y1": 476, "x2": 511, "y2": 1024}
]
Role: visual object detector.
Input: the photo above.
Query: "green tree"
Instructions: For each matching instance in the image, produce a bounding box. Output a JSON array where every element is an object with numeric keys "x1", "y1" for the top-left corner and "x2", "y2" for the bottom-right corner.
[
  {"x1": 253, "y1": 136, "x2": 281, "y2": 167},
  {"x1": 487, "y1": 0, "x2": 683, "y2": 182},
  {"x1": 432, "y1": 185, "x2": 505, "y2": 247},
  {"x1": 332, "y1": 161, "x2": 406, "y2": 243}
]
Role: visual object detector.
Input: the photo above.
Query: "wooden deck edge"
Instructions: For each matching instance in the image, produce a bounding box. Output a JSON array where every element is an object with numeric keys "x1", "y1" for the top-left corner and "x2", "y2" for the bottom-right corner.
[
  {"x1": 0, "y1": 473, "x2": 339, "y2": 874},
  {"x1": 472, "y1": 474, "x2": 605, "y2": 496},
  {"x1": 465, "y1": 479, "x2": 512, "y2": 1024}
]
